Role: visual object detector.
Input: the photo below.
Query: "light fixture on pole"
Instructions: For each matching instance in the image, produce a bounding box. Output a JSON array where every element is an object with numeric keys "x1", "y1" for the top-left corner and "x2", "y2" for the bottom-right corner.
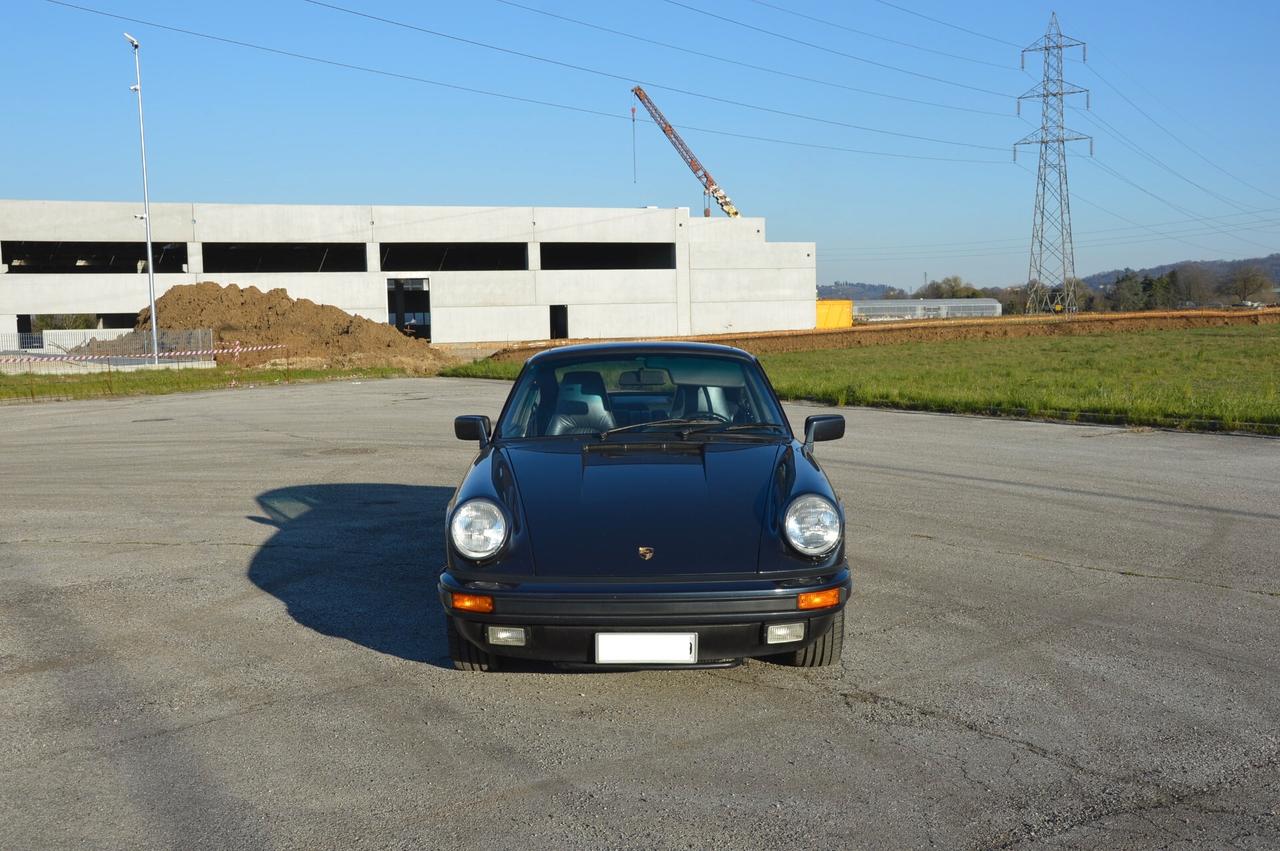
[{"x1": 125, "y1": 32, "x2": 160, "y2": 365}]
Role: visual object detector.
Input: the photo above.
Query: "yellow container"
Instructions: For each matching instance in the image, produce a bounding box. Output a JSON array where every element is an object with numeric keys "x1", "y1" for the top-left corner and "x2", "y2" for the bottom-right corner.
[{"x1": 816, "y1": 299, "x2": 853, "y2": 328}]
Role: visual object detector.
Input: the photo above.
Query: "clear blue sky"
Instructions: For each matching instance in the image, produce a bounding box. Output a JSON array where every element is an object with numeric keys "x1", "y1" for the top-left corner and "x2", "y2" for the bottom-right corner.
[{"x1": 4, "y1": 0, "x2": 1278, "y2": 289}]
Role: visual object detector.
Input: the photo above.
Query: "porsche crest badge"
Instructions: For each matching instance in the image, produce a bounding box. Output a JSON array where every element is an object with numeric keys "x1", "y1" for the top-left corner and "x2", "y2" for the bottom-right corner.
[{"x1": 637, "y1": 546, "x2": 655, "y2": 561}]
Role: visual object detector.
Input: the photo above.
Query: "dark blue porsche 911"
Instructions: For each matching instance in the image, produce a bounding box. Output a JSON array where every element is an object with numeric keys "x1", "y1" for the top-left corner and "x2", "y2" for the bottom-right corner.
[{"x1": 440, "y1": 341, "x2": 849, "y2": 671}]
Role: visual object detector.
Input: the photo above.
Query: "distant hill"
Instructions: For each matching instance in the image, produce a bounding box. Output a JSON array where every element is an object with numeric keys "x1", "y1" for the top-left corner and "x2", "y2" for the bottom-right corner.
[
  {"x1": 1082, "y1": 253, "x2": 1280, "y2": 290},
  {"x1": 819, "y1": 281, "x2": 909, "y2": 300}
]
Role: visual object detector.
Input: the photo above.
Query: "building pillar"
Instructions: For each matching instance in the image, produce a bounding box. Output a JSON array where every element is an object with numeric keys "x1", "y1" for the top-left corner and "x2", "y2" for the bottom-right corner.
[
  {"x1": 186, "y1": 242, "x2": 203, "y2": 278},
  {"x1": 527, "y1": 241, "x2": 540, "y2": 271},
  {"x1": 674, "y1": 208, "x2": 692, "y2": 336},
  {"x1": 366, "y1": 242, "x2": 381, "y2": 273}
]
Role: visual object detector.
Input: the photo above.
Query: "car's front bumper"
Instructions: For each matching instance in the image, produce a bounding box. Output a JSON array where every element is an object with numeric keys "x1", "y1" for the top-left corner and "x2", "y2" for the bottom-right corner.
[{"x1": 438, "y1": 567, "x2": 851, "y2": 666}]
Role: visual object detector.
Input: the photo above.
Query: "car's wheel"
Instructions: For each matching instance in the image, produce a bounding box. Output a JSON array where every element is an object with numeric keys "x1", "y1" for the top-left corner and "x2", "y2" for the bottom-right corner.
[
  {"x1": 784, "y1": 610, "x2": 844, "y2": 667},
  {"x1": 445, "y1": 616, "x2": 499, "y2": 672}
]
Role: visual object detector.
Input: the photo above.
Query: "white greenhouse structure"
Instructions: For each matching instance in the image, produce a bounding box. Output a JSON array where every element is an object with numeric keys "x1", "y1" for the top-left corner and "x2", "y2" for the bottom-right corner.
[{"x1": 852, "y1": 298, "x2": 1002, "y2": 321}]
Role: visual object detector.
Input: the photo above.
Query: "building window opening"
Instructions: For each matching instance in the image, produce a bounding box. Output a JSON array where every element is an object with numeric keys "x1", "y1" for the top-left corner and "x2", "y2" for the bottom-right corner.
[
  {"x1": 380, "y1": 242, "x2": 527, "y2": 272},
  {"x1": 1, "y1": 240, "x2": 187, "y2": 274},
  {"x1": 539, "y1": 242, "x2": 675, "y2": 271},
  {"x1": 201, "y1": 242, "x2": 366, "y2": 273},
  {"x1": 387, "y1": 278, "x2": 430, "y2": 339},
  {"x1": 549, "y1": 304, "x2": 568, "y2": 340}
]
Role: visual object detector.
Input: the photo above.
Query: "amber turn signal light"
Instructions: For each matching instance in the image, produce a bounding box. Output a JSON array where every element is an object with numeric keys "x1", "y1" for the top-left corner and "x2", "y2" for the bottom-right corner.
[
  {"x1": 797, "y1": 588, "x2": 841, "y2": 610},
  {"x1": 451, "y1": 592, "x2": 494, "y2": 613}
]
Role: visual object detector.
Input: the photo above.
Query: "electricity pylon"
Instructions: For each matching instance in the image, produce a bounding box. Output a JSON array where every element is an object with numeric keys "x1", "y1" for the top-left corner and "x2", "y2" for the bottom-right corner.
[{"x1": 1015, "y1": 13, "x2": 1091, "y2": 313}]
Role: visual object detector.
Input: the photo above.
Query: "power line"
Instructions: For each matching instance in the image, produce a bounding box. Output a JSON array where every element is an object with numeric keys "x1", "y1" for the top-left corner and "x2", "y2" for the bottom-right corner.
[
  {"x1": 1030, "y1": 162, "x2": 1237, "y2": 258},
  {"x1": 745, "y1": 0, "x2": 1016, "y2": 70},
  {"x1": 658, "y1": 0, "x2": 1013, "y2": 98},
  {"x1": 819, "y1": 217, "x2": 1280, "y2": 261},
  {"x1": 677, "y1": 127, "x2": 1006, "y2": 164},
  {"x1": 856, "y1": 0, "x2": 1280, "y2": 213},
  {"x1": 1080, "y1": 156, "x2": 1278, "y2": 253},
  {"x1": 1069, "y1": 106, "x2": 1264, "y2": 216},
  {"x1": 868, "y1": 0, "x2": 1022, "y2": 49},
  {"x1": 823, "y1": 208, "x2": 1280, "y2": 253},
  {"x1": 491, "y1": 0, "x2": 1015, "y2": 117},
  {"x1": 42, "y1": 1, "x2": 1007, "y2": 165},
  {"x1": 302, "y1": 0, "x2": 1008, "y2": 151},
  {"x1": 1080, "y1": 60, "x2": 1280, "y2": 205}
]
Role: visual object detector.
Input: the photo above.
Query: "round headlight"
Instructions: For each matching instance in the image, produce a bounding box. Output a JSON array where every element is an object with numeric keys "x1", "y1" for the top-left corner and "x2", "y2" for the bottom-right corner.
[
  {"x1": 450, "y1": 499, "x2": 508, "y2": 561},
  {"x1": 784, "y1": 495, "x2": 841, "y2": 557}
]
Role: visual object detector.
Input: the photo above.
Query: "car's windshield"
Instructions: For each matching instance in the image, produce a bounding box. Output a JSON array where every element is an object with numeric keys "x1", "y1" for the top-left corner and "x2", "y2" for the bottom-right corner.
[{"x1": 496, "y1": 352, "x2": 788, "y2": 439}]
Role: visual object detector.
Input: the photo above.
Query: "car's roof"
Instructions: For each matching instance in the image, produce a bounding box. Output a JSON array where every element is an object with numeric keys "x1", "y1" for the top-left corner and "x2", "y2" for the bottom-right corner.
[{"x1": 526, "y1": 340, "x2": 756, "y2": 363}]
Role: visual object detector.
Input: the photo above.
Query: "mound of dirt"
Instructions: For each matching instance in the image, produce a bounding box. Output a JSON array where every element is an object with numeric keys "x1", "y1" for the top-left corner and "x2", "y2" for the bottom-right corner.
[{"x1": 133, "y1": 282, "x2": 452, "y2": 371}]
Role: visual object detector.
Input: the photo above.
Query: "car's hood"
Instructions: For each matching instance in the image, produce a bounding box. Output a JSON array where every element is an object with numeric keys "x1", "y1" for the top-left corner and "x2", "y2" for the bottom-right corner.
[{"x1": 502, "y1": 440, "x2": 785, "y2": 577}]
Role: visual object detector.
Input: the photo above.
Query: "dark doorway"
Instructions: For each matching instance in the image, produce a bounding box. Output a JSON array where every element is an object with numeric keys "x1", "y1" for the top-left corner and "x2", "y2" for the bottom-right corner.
[
  {"x1": 549, "y1": 304, "x2": 568, "y2": 340},
  {"x1": 387, "y1": 278, "x2": 430, "y2": 339}
]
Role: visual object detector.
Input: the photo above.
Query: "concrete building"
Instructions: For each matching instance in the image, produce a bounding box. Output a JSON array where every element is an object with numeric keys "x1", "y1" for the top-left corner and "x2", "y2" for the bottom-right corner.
[
  {"x1": 0, "y1": 200, "x2": 816, "y2": 343},
  {"x1": 851, "y1": 298, "x2": 1003, "y2": 321}
]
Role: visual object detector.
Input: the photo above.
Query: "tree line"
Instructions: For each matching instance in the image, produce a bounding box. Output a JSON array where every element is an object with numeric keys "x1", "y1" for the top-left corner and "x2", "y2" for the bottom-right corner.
[{"x1": 902, "y1": 263, "x2": 1276, "y2": 313}]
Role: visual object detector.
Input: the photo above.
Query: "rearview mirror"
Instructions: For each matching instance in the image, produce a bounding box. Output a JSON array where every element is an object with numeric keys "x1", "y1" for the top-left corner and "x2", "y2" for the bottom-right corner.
[
  {"x1": 803, "y1": 415, "x2": 845, "y2": 451},
  {"x1": 455, "y1": 415, "x2": 492, "y2": 447},
  {"x1": 618, "y1": 368, "x2": 670, "y2": 387}
]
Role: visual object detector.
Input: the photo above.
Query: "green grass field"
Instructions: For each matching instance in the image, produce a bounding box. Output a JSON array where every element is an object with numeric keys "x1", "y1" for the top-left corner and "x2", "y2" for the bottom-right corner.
[
  {"x1": 0, "y1": 365, "x2": 409, "y2": 403},
  {"x1": 442, "y1": 325, "x2": 1280, "y2": 434}
]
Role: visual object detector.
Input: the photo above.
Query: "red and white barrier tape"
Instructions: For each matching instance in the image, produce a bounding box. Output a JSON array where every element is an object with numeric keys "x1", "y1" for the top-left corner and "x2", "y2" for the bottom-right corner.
[{"x1": 0, "y1": 342, "x2": 286, "y2": 364}]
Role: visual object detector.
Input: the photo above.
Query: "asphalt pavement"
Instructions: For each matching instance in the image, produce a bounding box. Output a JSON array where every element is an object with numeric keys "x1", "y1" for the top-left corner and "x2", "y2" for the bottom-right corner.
[{"x1": 1, "y1": 377, "x2": 1277, "y2": 849}]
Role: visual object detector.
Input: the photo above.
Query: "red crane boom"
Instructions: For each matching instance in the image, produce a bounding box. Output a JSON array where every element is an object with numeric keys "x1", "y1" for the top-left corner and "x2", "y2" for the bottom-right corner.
[{"x1": 632, "y1": 86, "x2": 741, "y2": 218}]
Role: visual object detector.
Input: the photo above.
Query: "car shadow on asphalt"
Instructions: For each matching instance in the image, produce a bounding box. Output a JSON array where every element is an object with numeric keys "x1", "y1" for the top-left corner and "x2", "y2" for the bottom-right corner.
[{"x1": 247, "y1": 483, "x2": 455, "y2": 668}]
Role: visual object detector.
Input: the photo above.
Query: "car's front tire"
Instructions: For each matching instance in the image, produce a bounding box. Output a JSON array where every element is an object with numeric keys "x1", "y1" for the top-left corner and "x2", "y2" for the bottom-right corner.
[
  {"x1": 780, "y1": 610, "x2": 844, "y2": 667},
  {"x1": 445, "y1": 616, "x2": 499, "y2": 672}
]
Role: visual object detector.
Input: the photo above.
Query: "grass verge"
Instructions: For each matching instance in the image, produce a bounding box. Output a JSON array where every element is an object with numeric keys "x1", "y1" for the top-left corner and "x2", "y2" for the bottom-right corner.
[
  {"x1": 0, "y1": 365, "x2": 411, "y2": 403},
  {"x1": 442, "y1": 325, "x2": 1280, "y2": 434}
]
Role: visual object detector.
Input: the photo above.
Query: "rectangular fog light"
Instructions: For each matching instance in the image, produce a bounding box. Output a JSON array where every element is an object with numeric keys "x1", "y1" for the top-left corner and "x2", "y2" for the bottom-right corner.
[
  {"x1": 766, "y1": 622, "x2": 806, "y2": 644},
  {"x1": 486, "y1": 626, "x2": 527, "y2": 647}
]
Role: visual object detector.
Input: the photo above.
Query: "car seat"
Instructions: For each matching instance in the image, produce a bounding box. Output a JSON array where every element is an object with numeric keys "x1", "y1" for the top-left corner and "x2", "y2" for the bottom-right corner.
[{"x1": 547, "y1": 371, "x2": 617, "y2": 435}]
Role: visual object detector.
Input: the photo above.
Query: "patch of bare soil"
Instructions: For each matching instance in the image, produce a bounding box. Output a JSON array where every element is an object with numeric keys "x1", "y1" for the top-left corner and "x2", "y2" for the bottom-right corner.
[{"x1": 489, "y1": 309, "x2": 1280, "y2": 362}]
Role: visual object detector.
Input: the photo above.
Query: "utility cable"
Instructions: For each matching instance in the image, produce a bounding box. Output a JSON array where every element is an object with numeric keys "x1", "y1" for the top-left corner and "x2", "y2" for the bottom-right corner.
[
  {"x1": 1079, "y1": 157, "x2": 1278, "y2": 253},
  {"x1": 823, "y1": 208, "x2": 1280, "y2": 253},
  {"x1": 42, "y1": 1, "x2": 1008, "y2": 165},
  {"x1": 1080, "y1": 60, "x2": 1280, "y2": 205},
  {"x1": 745, "y1": 0, "x2": 1017, "y2": 70},
  {"x1": 658, "y1": 0, "x2": 1013, "y2": 98},
  {"x1": 1019, "y1": 161, "x2": 1237, "y2": 257},
  {"x1": 867, "y1": 0, "x2": 1022, "y2": 49},
  {"x1": 302, "y1": 0, "x2": 1008, "y2": 151},
  {"x1": 491, "y1": 0, "x2": 1015, "y2": 118},
  {"x1": 1069, "y1": 106, "x2": 1265, "y2": 217},
  {"x1": 820, "y1": 217, "x2": 1280, "y2": 261}
]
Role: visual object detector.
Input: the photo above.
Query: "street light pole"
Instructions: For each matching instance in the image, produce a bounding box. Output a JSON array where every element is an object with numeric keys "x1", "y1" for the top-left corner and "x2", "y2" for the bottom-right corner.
[{"x1": 125, "y1": 33, "x2": 159, "y2": 366}]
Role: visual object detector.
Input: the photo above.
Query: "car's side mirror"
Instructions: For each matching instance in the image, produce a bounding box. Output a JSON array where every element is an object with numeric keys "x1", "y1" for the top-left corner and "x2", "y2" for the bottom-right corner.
[
  {"x1": 455, "y1": 415, "x2": 492, "y2": 447},
  {"x1": 803, "y1": 414, "x2": 845, "y2": 452}
]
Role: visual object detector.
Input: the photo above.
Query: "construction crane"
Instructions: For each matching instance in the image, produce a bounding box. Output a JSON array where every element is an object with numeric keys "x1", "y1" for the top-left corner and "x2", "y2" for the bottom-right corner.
[{"x1": 632, "y1": 86, "x2": 740, "y2": 218}]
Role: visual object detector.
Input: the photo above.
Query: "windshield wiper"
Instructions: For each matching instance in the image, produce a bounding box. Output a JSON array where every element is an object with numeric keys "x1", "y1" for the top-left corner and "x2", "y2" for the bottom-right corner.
[
  {"x1": 681, "y1": 422, "x2": 788, "y2": 435},
  {"x1": 597, "y1": 418, "x2": 721, "y2": 439}
]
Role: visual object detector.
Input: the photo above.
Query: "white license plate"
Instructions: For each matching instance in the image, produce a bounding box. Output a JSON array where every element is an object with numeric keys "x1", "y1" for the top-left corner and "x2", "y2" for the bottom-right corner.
[{"x1": 595, "y1": 632, "x2": 698, "y2": 665}]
